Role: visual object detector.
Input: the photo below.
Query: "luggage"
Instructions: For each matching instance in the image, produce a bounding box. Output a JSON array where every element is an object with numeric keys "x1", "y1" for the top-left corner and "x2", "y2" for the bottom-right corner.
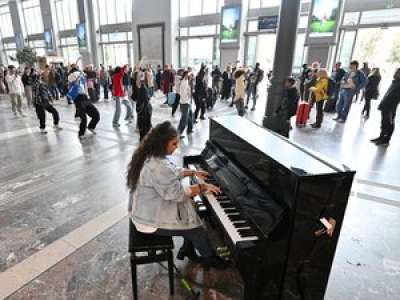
[
  {"x1": 167, "y1": 92, "x2": 176, "y2": 106},
  {"x1": 295, "y1": 101, "x2": 310, "y2": 127}
]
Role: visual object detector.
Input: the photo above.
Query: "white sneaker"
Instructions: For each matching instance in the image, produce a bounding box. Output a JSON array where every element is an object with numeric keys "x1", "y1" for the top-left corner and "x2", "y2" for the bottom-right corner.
[
  {"x1": 54, "y1": 125, "x2": 63, "y2": 130},
  {"x1": 88, "y1": 128, "x2": 96, "y2": 134},
  {"x1": 40, "y1": 128, "x2": 48, "y2": 134}
]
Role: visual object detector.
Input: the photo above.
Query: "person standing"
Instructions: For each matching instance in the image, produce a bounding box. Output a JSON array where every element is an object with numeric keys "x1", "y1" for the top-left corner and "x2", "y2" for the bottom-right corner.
[
  {"x1": 22, "y1": 67, "x2": 34, "y2": 108},
  {"x1": 99, "y1": 64, "x2": 110, "y2": 101},
  {"x1": 194, "y1": 68, "x2": 207, "y2": 122},
  {"x1": 145, "y1": 64, "x2": 154, "y2": 98},
  {"x1": 370, "y1": 68, "x2": 400, "y2": 146},
  {"x1": 32, "y1": 73, "x2": 62, "y2": 134},
  {"x1": 357, "y1": 62, "x2": 371, "y2": 103},
  {"x1": 325, "y1": 62, "x2": 346, "y2": 112},
  {"x1": 127, "y1": 121, "x2": 227, "y2": 268},
  {"x1": 233, "y1": 69, "x2": 246, "y2": 117},
  {"x1": 221, "y1": 65, "x2": 232, "y2": 102},
  {"x1": 211, "y1": 65, "x2": 222, "y2": 100},
  {"x1": 5, "y1": 65, "x2": 25, "y2": 116},
  {"x1": 299, "y1": 64, "x2": 310, "y2": 100},
  {"x1": 362, "y1": 68, "x2": 381, "y2": 118},
  {"x1": 155, "y1": 65, "x2": 162, "y2": 92},
  {"x1": 246, "y1": 62, "x2": 264, "y2": 111},
  {"x1": 112, "y1": 66, "x2": 133, "y2": 127},
  {"x1": 178, "y1": 71, "x2": 193, "y2": 138},
  {"x1": 136, "y1": 73, "x2": 152, "y2": 141},
  {"x1": 84, "y1": 65, "x2": 98, "y2": 103},
  {"x1": 68, "y1": 68, "x2": 100, "y2": 139},
  {"x1": 334, "y1": 60, "x2": 366, "y2": 123},
  {"x1": 309, "y1": 69, "x2": 329, "y2": 128},
  {"x1": 172, "y1": 69, "x2": 183, "y2": 117},
  {"x1": 48, "y1": 66, "x2": 60, "y2": 100}
]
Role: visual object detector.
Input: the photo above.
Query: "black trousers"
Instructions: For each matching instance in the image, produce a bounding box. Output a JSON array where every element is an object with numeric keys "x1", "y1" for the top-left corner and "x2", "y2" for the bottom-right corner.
[
  {"x1": 75, "y1": 95, "x2": 100, "y2": 136},
  {"x1": 35, "y1": 104, "x2": 59, "y2": 129},
  {"x1": 362, "y1": 96, "x2": 372, "y2": 116},
  {"x1": 138, "y1": 104, "x2": 152, "y2": 141},
  {"x1": 194, "y1": 94, "x2": 205, "y2": 120},
  {"x1": 380, "y1": 110, "x2": 396, "y2": 142},
  {"x1": 315, "y1": 100, "x2": 324, "y2": 126},
  {"x1": 172, "y1": 93, "x2": 180, "y2": 116}
]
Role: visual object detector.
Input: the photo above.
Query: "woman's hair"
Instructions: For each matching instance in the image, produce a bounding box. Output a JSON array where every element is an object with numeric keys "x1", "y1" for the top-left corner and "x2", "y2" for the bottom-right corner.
[
  {"x1": 126, "y1": 121, "x2": 178, "y2": 192},
  {"x1": 318, "y1": 68, "x2": 328, "y2": 78}
]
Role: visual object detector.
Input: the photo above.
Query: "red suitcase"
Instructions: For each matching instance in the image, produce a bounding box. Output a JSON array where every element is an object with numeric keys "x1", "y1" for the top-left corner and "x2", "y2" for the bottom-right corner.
[{"x1": 296, "y1": 101, "x2": 310, "y2": 127}]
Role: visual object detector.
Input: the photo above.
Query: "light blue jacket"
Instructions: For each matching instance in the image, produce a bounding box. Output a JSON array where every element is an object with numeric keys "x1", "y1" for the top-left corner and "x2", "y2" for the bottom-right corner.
[{"x1": 129, "y1": 157, "x2": 202, "y2": 230}]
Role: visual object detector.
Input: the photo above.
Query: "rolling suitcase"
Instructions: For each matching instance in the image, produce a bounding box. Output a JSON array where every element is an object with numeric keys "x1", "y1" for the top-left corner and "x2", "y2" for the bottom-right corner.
[{"x1": 296, "y1": 101, "x2": 310, "y2": 127}]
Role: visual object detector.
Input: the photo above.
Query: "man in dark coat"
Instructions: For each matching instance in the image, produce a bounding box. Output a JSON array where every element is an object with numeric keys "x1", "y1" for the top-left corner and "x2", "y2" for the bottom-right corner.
[{"x1": 370, "y1": 68, "x2": 400, "y2": 146}]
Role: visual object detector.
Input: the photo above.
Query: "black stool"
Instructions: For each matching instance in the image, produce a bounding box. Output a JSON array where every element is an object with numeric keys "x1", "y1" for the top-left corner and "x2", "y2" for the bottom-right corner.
[{"x1": 129, "y1": 220, "x2": 174, "y2": 300}]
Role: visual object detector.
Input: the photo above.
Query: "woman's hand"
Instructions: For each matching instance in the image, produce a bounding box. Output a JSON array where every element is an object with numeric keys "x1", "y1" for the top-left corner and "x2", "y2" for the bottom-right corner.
[
  {"x1": 195, "y1": 170, "x2": 208, "y2": 180},
  {"x1": 204, "y1": 183, "x2": 221, "y2": 195}
]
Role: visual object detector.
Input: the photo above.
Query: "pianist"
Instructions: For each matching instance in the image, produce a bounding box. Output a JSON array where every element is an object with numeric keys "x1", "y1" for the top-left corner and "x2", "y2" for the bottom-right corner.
[{"x1": 127, "y1": 121, "x2": 226, "y2": 268}]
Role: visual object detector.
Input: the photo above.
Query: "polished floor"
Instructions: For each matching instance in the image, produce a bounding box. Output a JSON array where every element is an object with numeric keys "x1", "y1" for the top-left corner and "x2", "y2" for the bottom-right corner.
[{"x1": 0, "y1": 91, "x2": 399, "y2": 300}]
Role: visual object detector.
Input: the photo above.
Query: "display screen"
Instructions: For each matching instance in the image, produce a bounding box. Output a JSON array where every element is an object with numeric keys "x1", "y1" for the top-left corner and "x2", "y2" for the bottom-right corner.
[
  {"x1": 309, "y1": 0, "x2": 340, "y2": 37},
  {"x1": 76, "y1": 23, "x2": 87, "y2": 49},
  {"x1": 44, "y1": 31, "x2": 53, "y2": 50},
  {"x1": 220, "y1": 5, "x2": 241, "y2": 44},
  {"x1": 258, "y1": 16, "x2": 278, "y2": 32}
]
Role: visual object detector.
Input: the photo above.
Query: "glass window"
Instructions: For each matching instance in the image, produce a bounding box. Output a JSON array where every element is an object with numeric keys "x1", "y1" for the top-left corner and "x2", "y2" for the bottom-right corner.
[
  {"x1": 96, "y1": 0, "x2": 132, "y2": 25},
  {"x1": 298, "y1": 15, "x2": 308, "y2": 28},
  {"x1": 249, "y1": 0, "x2": 261, "y2": 9},
  {"x1": 0, "y1": 5, "x2": 14, "y2": 37},
  {"x1": 261, "y1": 0, "x2": 280, "y2": 7},
  {"x1": 180, "y1": 0, "x2": 189, "y2": 17},
  {"x1": 189, "y1": 25, "x2": 216, "y2": 36},
  {"x1": 109, "y1": 32, "x2": 128, "y2": 42},
  {"x1": 55, "y1": 0, "x2": 79, "y2": 31},
  {"x1": 360, "y1": 9, "x2": 400, "y2": 25},
  {"x1": 293, "y1": 33, "x2": 306, "y2": 71},
  {"x1": 342, "y1": 12, "x2": 359, "y2": 26},
  {"x1": 203, "y1": 0, "x2": 217, "y2": 15},
  {"x1": 180, "y1": 27, "x2": 188, "y2": 36},
  {"x1": 180, "y1": 40, "x2": 188, "y2": 67},
  {"x1": 246, "y1": 36, "x2": 257, "y2": 66},
  {"x1": 22, "y1": 0, "x2": 44, "y2": 35},
  {"x1": 218, "y1": 0, "x2": 224, "y2": 12},
  {"x1": 248, "y1": 20, "x2": 258, "y2": 32},
  {"x1": 337, "y1": 30, "x2": 356, "y2": 69},
  {"x1": 189, "y1": 0, "x2": 202, "y2": 16}
]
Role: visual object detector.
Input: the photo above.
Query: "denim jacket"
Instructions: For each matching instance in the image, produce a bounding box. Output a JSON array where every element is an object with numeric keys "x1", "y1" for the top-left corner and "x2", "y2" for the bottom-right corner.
[{"x1": 129, "y1": 157, "x2": 202, "y2": 230}]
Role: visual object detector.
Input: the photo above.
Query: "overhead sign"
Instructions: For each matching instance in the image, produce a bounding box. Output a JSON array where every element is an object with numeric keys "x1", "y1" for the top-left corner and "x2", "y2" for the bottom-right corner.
[
  {"x1": 76, "y1": 23, "x2": 87, "y2": 50},
  {"x1": 220, "y1": 5, "x2": 241, "y2": 44}
]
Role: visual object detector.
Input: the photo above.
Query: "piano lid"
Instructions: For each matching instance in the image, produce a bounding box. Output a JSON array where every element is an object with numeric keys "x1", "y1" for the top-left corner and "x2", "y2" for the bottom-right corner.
[{"x1": 210, "y1": 116, "x2": 352, "y2": 176}]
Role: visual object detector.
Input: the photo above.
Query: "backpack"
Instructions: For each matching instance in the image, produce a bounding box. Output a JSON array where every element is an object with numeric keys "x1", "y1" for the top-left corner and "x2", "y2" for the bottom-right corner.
[{"x1": 327, "y1": 78, "x2": 336, "y2": 98}]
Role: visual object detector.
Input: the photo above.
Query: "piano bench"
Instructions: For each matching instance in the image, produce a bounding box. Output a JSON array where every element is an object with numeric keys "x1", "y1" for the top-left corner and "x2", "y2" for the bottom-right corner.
[{"x1": 128, "y1": 220, "x2": 175, "y2": 300}]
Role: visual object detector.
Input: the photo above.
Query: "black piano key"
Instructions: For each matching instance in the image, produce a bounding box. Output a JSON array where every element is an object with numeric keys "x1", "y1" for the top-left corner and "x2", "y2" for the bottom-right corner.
[
  {"x1": 233, "y1": 222, "x2": 250, "y2": 229},
  {"x1": 220, "y1": 203, "x2": 235, "y2": 209},
  {"x1": 238, "y1": 229, "x2": 257, "y2": 237},
  {"x1": 228, "y1": 215, "x2": 245, "y2": 222}
]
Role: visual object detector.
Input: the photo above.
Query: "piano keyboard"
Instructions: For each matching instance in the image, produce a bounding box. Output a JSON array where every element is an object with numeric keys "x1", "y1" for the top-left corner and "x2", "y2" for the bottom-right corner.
[{"x1": 188, "y1": 165, "x2": 259, "y2": 245}]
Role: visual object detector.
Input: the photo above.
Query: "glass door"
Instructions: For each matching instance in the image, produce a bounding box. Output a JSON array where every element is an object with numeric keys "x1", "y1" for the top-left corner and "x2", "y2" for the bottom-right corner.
[{"x1": 336, "y1": 30, "x2": 356, "y2": 70}]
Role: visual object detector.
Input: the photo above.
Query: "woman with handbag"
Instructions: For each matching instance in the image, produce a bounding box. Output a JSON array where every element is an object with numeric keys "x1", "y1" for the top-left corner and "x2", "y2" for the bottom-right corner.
[{"x1": 309, "y1": 69, "x2": 329, "y2": 128}]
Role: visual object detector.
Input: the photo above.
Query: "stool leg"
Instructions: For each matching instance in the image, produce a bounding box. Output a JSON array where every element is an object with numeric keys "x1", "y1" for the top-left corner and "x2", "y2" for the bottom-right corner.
[
  {"x1": 130, "y1": 254, "x2": 138, "y2": 300},
  {"x1": 167, "y1": 250, "x2": 174, "y2": 296}
]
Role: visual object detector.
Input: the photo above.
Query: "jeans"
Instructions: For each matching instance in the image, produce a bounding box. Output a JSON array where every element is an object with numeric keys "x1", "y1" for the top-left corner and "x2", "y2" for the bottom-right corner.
[
  {"x1": 147, "y1": 86, "x2": 154, "y2": 98},
  {"x1": 10, "y1": 93, "x2": 23, "y2": 114},
  {"x1": 235, "y1": 99, "x2": 245, "y2": 116},
  {"x1": 113, "y1": 96, "x2": 133, "y2": 125},
  {"x1": 35, "y1": 104, "x2": 59, "y2": 129},
  {"x1": 75, "y1": 95, "x2": 100, "y2": 136},
  {"x1": 246, "y1": 83, "x2": 257, "y2": 108},
  {"x1": 102, "y1": 83, "x2": 109, "y2": 99},
  {"x1": 336, "y1": 89, "x2": 355, "y2": 121},
  {"x1": 172, "y1": 93, "x2": 180, "y2": 116},
  {"x1": 25, "y1": 86, "x2": 33, "y2": 108},
  {"x1": 178, "y1": 103, "x2": 193, "y2": 134},
  {"x1": 49, "y1": 85, "x2": 59, "y2": 100},
  {"x1": 155, "y1": 226, "x2": 214, "y2": 258}
]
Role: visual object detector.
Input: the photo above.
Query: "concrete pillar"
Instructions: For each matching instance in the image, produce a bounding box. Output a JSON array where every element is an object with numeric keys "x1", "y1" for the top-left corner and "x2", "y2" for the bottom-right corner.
[
  {"x1": 132, "y1": 0, "x2": 178, "y2": 66},
  {"x1": 220, "y1": 0, "x2": 248, "y2": 68},
  {"x1": 40, "y1": 0, "x2": 58, "y2": 55},
  {"x1": 77, "y1": 0, "x2": 98, "y2": 66},
  {"x1": 9, "y1": 0, "x2": 25, "y2": 49},
  {"x1": 263, "y1": 0, "x2": 301, "y2": 128}
]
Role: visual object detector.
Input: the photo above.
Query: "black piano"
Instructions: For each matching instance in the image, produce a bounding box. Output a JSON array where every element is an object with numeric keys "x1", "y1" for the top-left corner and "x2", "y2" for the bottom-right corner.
[{"x1": 183, "y1": 116, "x2": 355, "y2": 300}]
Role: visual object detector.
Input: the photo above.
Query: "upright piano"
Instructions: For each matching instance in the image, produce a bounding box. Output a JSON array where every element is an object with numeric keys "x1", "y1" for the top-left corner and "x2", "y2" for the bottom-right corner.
[{"x1": 184, "y1": 116, "x2": 355, "y2": 300}]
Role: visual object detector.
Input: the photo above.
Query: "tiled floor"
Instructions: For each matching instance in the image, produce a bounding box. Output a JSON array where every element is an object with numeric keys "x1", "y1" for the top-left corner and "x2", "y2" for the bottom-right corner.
[{"x1": 0, "y1": 91, "x2": 399, "y2": 300}]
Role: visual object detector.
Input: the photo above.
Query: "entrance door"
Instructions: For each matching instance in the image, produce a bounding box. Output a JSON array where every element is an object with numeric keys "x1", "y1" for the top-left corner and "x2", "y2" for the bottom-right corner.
[
  {"x1": 256, "y1": 33, "x2": 277, "y2": 72},
  {"x1": 352, "y1": 26, "x2": 400, "y2": 93}
]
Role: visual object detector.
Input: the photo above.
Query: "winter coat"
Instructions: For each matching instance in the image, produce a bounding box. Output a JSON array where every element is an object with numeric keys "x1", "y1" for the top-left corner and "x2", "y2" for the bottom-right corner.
[
  {"x1": 378, "y1": 80, "x2": 400, "y2": 113},
  {"x1": 311, "y1": 77, "x2": 328, "y2": 102},
  {"x1": 364, "y1": 74, "x2": 381, "y2": 100}
]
